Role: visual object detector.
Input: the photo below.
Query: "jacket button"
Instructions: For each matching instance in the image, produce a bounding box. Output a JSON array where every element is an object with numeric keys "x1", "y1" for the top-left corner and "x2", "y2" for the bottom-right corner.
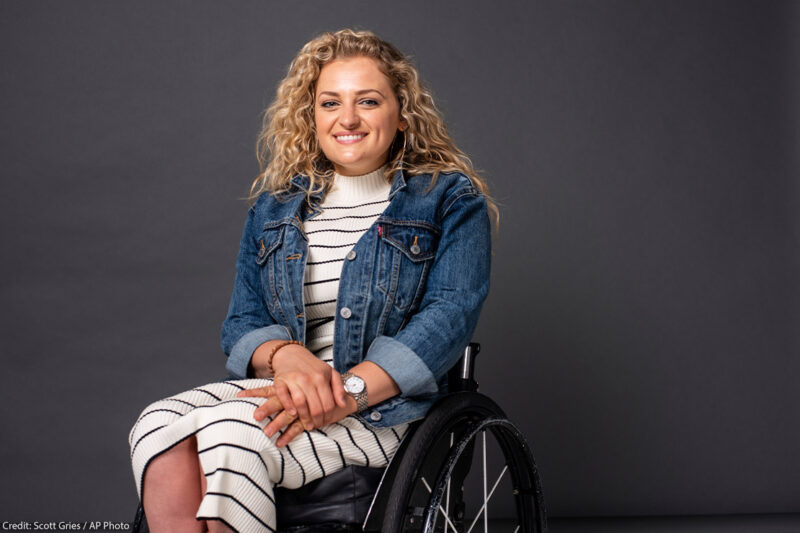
[
  {"x1": 339, "y1": 307, "x2": 352, "y2": 319},
  {"x1": 346, "y1": 250, "x2": 357, "y2": 261},
  {"x1": 369, "y1": 411, "x2": 382, "y2": 422},
  {"x1": 410, "y1": 244, "x2": 421, "y2": 255}
]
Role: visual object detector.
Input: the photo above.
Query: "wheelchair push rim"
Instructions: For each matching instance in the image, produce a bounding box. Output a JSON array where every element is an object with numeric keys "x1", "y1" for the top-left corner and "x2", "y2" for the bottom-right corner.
[
  {"x1": 378, "y1": 392, "x2": 546, "y2": 533},
  {"x1": 422, "y1": 417, "x2": 543, "y2": 533}
]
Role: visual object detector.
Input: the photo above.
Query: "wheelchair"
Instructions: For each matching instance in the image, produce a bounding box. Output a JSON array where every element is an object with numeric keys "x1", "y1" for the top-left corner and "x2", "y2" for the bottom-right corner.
[{"x1": 133, "y1": 343, "x2": 547, "y2": 533}]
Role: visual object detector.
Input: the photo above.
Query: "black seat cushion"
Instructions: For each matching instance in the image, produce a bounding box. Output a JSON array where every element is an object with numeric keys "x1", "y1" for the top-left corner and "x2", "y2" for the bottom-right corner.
[{"x1": 275, "y1": 465, "x2": 385, "y2": 531}]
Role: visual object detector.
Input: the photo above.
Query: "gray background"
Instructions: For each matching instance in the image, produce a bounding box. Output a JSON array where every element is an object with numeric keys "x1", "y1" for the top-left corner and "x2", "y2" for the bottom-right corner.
[{"x1": 1, "y1": 0, "x2": 798, "y2": 523}]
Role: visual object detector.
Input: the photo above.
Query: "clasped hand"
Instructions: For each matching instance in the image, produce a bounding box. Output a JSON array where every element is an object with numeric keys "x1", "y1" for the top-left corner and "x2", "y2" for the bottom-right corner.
[{"x1": 236, "y1": 343, "x2": 356, "y2": 447}]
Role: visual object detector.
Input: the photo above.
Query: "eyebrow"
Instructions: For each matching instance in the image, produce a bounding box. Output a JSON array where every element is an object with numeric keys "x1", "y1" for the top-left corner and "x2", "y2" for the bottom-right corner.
[{"x1": 317, "y1": 89, "x2": 386, "y2": 98}]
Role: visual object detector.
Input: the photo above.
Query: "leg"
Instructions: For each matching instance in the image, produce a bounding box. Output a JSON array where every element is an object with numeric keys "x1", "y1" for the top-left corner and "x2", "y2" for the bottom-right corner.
[
  {"x1": 131, "y1": 380, "x2": 277, "y2": 532},
  {"x1": 132, "y1": 380, "x2": 405, "y2": 532},
  {"x1": 142, "y1": 437, "x2": 205, "y2": 533}
]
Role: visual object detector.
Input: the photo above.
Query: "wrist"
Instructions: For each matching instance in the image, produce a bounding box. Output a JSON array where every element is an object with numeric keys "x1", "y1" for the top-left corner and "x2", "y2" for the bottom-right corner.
[
  {"x1": 344, "y1": 394, "x2": 359, "y2": 416},
  {"x1": 341, "y1": 371, "x2": 369, "y2": 412},
  {"x1": 267, "y1": 340, "x2": 303, "y2": 375},
  {"x1": 249, "y1": 341, "x2": 280, "y2": 378},
  {"x1": 249, "y1": 340, "x2": 302, "y2": 378}
]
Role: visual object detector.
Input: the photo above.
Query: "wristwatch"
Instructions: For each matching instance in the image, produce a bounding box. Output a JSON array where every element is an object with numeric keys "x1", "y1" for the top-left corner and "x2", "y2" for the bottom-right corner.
[{"x1": 341, "y1": 371, "x2": 368, "y2": 412}]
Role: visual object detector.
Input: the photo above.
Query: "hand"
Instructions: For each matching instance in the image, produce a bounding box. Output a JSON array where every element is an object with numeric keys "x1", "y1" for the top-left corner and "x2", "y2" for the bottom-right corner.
[
  {"x1": 252, "y1": 342, "x2": 348, "y2": 431},
  {"x1": 237, "y1": 385, "x2": 358, "y2": 447}
]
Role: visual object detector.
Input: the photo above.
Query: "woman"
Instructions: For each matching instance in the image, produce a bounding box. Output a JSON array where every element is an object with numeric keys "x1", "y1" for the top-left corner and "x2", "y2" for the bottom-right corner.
[{"x1": 129, "y1": 28, "x2": 496, "y2": 533}]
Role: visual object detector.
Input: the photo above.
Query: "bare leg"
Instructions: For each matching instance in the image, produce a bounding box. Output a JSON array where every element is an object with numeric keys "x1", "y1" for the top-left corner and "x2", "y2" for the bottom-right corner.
[
  {"x1": 206, "y1": 520, "x2": 236, "y2": 533},
  {"x1": 142, "y1": 437, "x2": 206, "y2": 533}
]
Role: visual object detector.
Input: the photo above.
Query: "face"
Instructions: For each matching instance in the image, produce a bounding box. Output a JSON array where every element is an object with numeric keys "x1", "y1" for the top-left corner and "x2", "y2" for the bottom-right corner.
[{"x1": 314, "y1": 56, "x2": 406, "y2": 176}]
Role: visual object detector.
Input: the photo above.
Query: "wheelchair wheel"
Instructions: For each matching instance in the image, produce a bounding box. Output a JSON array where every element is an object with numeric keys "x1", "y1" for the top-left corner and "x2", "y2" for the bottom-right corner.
[{"x1": 381, "y1": 392, "x2": 546, "y2": 533}]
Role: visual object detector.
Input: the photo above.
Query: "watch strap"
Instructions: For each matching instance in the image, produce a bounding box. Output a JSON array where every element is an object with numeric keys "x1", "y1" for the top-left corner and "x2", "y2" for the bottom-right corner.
[{"x1": 341, "y1": 371, "x2": 369, "y2": 412}]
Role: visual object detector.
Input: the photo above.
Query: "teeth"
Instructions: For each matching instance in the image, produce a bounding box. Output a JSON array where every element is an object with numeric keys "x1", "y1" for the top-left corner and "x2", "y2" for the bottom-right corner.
[{"x1": 336, "y1": 134, "x2": 365, "y2": 141}]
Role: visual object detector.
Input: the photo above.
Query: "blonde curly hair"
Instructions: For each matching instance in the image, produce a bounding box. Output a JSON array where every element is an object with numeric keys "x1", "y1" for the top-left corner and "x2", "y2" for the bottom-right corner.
[{"x1": 251, "y1": 28, "x2": 498, "y2": 224}]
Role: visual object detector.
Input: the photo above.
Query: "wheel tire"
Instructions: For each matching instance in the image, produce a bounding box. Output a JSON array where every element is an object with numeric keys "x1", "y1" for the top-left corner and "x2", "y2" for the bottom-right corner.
[{"x1": 381, "y1": 392, "x2": 546, "y2": 532}]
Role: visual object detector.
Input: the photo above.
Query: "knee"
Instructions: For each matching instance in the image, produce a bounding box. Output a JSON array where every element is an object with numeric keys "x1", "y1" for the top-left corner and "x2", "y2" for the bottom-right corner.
[
  {"x1": 129, "y1": 397, "x2": 181, "y2": 449},
  {"x1": 145, "y1": 437, "x2": 199, "y2": 478},
  {"x1": 158, "y1": 437, "x2": 197, "y2": 460},
  {"x1": 206, "y1": 520, "x2": 236, "y2": 533}
]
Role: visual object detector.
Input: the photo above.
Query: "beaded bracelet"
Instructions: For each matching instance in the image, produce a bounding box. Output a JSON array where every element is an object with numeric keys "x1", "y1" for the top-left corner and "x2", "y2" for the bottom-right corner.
[{"x1": 267, "y1": 340, "x2": 303, "y2": 376}]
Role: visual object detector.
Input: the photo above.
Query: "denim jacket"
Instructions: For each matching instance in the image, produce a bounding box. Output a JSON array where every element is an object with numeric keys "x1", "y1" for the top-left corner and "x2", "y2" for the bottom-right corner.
[{"x1": 220, "y1": 169, "x2": 491, "y2": 427}]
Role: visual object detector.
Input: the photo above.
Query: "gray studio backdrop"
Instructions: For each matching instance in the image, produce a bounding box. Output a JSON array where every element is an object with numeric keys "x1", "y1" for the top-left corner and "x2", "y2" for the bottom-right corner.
[{"x1": 1, "y1": 0, "x2": 798, "y2": 524}]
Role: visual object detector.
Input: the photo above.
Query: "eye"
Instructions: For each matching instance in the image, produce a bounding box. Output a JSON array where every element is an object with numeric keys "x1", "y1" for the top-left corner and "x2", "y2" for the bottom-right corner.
[
  {"x1": 320, "y1": 100, "x2": 338, "y2": 108},
  {"x1": 360, "y1": 98, "x2": 380, "y2": 106}
]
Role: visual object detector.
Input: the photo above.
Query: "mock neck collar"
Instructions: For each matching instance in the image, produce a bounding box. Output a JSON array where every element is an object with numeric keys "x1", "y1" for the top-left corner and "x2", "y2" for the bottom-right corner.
[
  {"x1": 329, "y1": 166, "x2": 389, "y2": 200},
  {"x1": 289, "y1": 167, "x2": 408, "y2": 205}
]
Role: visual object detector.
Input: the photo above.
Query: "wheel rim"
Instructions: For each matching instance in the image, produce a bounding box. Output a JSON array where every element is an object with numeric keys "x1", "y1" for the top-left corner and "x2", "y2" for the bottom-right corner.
[
  {"x1": 377, "y1": 392, "x2": 547, "y2": 533},
  {"x1": 419, "y1": 418, "x2": 543, "y2": 533}
]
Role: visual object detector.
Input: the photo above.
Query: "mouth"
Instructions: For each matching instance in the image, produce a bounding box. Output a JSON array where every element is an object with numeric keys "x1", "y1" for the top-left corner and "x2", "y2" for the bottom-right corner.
[{"x1": 334, "y1": 132, "x2": 367, "y2": 144}]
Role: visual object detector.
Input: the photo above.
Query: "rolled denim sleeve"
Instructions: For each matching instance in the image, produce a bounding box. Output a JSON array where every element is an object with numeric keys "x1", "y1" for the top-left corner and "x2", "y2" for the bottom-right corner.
[
  {"x1": 365, "y1": 335, "x2": 438, "y2": 396},
  {"x1": 365, "y1": 183, "x2": 491, "y2": 397},
  {"x1": 220, "y1": 202, "x2": 290, "y2": 379},
  {"x1": 225, "y1": 324, "x2": 292, "y2": 379}
]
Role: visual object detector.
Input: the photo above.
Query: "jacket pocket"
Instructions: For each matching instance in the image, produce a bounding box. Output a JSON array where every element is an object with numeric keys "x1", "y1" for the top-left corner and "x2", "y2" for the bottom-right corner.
[
  {"x1": 256, "y1": 223, "x2": 287, "y2": 316},
  {"x1": 376, "y1": 221, "x2": 440, "y2": 317}
]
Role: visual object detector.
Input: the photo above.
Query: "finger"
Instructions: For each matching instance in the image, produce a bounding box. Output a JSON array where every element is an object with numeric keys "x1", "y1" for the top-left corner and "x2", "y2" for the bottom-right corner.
[
  {"x1": 316, "y1": 381, "x2": 336, "y2": 427},
  {"x1": 276, "y1": 420, "x2": 306, "y2": 448},
  {"x1": 303, "y1": 375, "x2": 329, "y2": 429},
  {"x1": 264, "y1": 409, "x2": 298, "y2": 438},
  {"x1": 236, "y1": 386, "x2": 275, "y2": 398},
  {"x1": 307, "y1": 390, "x2": 325, "y2": 430},
  {"x1": 253, "y1": 396, "x2": 283, "y2": 422},
  {"x1": 331, "y1": 371, "x2": 347, "y2": 408},
  {"x1": 285, "y1": 381, "x2": 315, "y2": 431},
  {"x1": 273, "y1": 379, "x2": 296, "y2": 416}
]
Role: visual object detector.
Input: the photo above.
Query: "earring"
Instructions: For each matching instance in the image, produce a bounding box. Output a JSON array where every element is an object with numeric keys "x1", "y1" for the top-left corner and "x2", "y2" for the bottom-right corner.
[{"x1": 397, "y1": 130, "x2": 407, "y2": 169}]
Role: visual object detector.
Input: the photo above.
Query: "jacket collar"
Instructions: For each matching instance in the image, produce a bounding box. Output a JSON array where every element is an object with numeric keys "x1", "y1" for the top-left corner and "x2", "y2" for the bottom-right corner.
[
  {"x1": 388, "y1": 167, "x2": 407, "y2": 199},
  {"x1": 288, "y1": 174, "x2": 324, "y2": 203}
]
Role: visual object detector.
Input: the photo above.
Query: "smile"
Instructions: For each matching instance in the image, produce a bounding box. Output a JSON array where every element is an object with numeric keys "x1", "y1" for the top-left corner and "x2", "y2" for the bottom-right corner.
[{"x1": 334, "y1": 133, "x2": 367, "y2": 144}]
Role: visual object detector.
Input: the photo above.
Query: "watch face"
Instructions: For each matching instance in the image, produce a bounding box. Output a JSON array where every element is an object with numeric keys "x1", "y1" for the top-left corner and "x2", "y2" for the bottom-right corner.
[{"x1": 345, "y1": 375, "x2": 365, "y2": 394}]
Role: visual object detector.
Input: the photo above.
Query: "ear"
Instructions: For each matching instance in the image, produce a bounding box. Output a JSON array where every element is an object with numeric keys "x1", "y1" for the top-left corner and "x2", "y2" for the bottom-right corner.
[{"x1": 398, "y1": 120, "x2": 408, "y2": 132}]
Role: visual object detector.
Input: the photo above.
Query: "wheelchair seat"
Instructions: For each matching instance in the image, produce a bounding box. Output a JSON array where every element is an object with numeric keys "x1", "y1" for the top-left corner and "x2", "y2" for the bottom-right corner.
[{"x1": 275, "y1": 465, "x2": 384, "y2": 531}]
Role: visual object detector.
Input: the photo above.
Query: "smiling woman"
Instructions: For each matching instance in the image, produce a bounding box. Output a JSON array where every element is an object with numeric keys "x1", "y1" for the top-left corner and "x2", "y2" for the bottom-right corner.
[
  {"x1": 128, "y1": 29, "x2": 496, "y2": 533},
  {"x1": 315, "y1": 56, "x2": 407, "y2": 176}
]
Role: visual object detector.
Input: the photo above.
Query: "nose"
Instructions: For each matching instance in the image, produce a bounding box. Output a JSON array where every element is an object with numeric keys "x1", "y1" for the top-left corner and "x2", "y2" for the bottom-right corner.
[{"x1": 339, "y1": 102, "x2": 360, "y2": 129}]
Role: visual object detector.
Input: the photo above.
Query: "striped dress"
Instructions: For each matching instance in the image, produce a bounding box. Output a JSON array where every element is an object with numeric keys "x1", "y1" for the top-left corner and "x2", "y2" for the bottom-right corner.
[{"x1": 129, "y1": 167, "x2": 409, "y2": 532}]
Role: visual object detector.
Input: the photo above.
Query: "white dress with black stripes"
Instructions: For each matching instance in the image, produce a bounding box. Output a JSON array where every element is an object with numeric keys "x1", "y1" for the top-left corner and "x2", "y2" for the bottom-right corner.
[{"x1": 129, "y1": 167, "x2": 409, "y2": 532}]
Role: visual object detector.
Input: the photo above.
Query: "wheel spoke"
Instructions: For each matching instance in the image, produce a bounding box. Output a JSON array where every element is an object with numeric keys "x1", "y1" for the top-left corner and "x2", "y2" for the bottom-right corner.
[
  {"x1": 465, "y1": 464, "x2": 508, "y2": 533},
  {"x1": 445, "y1": 432, "x2": 453, "y2": 532},
  {"x1": 483, "y1": 432, "x2": 488, "y2": 533},
  {"x1": 387, "y1": 397, "x2": 541, "y2": 533},
  {"x1": 421, "y1": 476, "x2": 459, "y2": 532}
]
